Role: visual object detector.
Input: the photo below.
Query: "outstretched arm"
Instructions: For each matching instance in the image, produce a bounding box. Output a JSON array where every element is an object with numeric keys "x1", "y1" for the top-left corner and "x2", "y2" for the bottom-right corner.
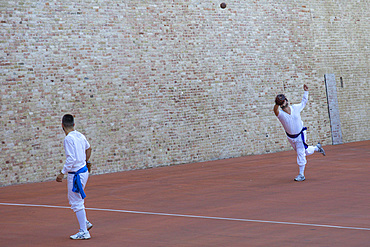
[{"x1": 298, "y1": 84, "x2": 309, "y2": 112}]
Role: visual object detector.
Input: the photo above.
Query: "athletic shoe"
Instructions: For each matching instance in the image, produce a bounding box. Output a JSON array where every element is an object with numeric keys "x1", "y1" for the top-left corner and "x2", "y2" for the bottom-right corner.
[
  {"x1": 86, "y1": 221, "x2": 93, "y2": 231},
  {"x1": 70, "y1": 230, "x2": 91, "y2": 240},
  {"x1": 294, "y1": 174, "x2": 306, "y2": 182},
  {"x1": 316, "y1": 142, "x2": 326, "y2": 156}
]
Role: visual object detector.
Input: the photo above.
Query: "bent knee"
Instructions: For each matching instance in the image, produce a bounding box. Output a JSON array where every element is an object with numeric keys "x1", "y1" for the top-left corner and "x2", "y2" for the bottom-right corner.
[{"x1": 70, "y1": 199, "x2": 85, "y2": 212}]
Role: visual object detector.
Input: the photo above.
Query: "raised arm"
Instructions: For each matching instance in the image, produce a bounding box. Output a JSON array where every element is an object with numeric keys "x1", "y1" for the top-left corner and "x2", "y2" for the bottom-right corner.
[{"x1": 297, "y1": 84, "x2": 309, "y2": 112}]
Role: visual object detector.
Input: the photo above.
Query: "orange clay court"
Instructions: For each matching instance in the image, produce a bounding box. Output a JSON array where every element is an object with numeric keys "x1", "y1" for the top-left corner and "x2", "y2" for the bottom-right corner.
[{"x1": 0, "y1": 140, "x2": 369, "y2": 247}]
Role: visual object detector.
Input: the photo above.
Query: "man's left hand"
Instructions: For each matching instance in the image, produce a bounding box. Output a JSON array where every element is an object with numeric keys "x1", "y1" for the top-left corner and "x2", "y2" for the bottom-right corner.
[{"x1": 304, "y1": 84, "x2": 308, "y2": 91}]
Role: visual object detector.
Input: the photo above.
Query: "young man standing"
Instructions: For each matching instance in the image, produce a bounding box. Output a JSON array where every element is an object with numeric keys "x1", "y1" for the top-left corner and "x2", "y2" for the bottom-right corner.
[
  {"x1": 273, "y1": 84, "x2": 326, "y2": 181},
  {"x1": 56, "y1": 114, "x2": 93, "y2": 239}
]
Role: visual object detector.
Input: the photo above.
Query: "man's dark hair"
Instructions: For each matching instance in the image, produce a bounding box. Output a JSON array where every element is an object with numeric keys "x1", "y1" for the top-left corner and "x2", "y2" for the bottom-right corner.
[
  {"x1": 275, "y1": 94, "x2": 287, "y2": 106},
  {"x1": 62, "y1": 114, "x2": 74, "y2": 128}
]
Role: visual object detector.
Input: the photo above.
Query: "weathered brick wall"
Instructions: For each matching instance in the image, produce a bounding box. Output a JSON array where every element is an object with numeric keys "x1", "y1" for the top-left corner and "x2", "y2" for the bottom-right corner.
[
  {"x1": 309, "y1": 1, "x2": 369, "y2": 143},
  {"x1": 1, "y1": 0, "x2": 368, "y2": 186}
]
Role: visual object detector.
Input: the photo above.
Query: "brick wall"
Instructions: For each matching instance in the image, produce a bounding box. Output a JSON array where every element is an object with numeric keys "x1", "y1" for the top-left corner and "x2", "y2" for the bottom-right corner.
[
  {"x1": 1, "y1": 0, "x2": 368, "y2": 186},
  {"x1": 309, "y1": 0, "x2": 369, "y2": 143}
]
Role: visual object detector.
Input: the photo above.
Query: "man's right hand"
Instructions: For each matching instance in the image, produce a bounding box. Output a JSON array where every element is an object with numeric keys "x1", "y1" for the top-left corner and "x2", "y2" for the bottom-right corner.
[
  {"x1": 304, "y1": 84, "x2": 308, "y2": 91},
  {"x1": 86, "y1": 161, "x2": 92, "y2": 173}
]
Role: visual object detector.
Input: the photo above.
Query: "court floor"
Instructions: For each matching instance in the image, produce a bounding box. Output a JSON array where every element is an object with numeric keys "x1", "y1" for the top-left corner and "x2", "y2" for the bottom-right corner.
[{"x1": 0, "y1": 140, "x2": 369, "y2": 246}]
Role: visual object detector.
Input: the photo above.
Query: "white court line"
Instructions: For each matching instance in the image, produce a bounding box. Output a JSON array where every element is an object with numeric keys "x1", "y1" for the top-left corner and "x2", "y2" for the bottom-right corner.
[{"x1": 1, "y1": 202, "x2": 370, "y2": 231}]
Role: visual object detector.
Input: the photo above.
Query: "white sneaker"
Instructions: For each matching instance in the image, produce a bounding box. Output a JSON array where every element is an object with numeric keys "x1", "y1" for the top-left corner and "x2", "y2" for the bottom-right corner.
[
  {"x1": 294, "y1": 174, "x2": 306, "y2": 182},
  {"x1": 86, "y1": 221, "x2": 93, "y2": 231},
  {"x1": 70, "y1": 230, "x2": 91, "y2": 240},
  {"x1": 316, "y1": 142, "x2": 326, "y2": 156}
]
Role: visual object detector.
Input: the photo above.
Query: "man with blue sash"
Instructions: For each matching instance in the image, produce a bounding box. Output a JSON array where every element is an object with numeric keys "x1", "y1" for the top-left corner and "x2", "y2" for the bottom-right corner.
[
  {"x1": 56, "y1": 114, "x2": 93, "y2": 239},
  {"x1": 274, "y1": 84, "x2": 326, "y2": 182}
]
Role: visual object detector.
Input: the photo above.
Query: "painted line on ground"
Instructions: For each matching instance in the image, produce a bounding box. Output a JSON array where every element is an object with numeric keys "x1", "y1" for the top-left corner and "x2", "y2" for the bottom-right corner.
[{"x1": 1, "y1": 202, "x2": 369, "y2": 231}]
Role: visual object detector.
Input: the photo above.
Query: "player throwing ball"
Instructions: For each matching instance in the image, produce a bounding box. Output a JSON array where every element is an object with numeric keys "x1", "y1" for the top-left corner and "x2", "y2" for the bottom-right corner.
[
  {"x1": 273, "y1": 84, "x2": 326, "y2": 181},
  {"x1": 56, "y1": 114, "x2": 93, "y2": 239}
]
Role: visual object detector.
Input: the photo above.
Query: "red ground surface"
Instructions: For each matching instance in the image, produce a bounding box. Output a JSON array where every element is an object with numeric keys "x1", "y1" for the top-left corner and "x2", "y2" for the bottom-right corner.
[{"x1": 1, "y1": 141, "x2": 369, "y2": 246}]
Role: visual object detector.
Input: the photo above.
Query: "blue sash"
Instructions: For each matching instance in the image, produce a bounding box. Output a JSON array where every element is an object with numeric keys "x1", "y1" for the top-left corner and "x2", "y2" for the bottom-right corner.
[
  {"x1": 68, "y1": 165, "x2": 88, "y2": 199},
  {"x1": 286, "y1": 127, "x2": 308, "y2": 149}
]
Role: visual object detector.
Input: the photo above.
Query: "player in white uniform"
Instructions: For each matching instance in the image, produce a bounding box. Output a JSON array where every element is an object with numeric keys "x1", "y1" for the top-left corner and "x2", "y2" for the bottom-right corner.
[
  {"x1": 273, "y1": 84, "x2": 325, "y2": 181},
  {"x1": 56, "y1": 114, "x2": 93, "y2": 239}
]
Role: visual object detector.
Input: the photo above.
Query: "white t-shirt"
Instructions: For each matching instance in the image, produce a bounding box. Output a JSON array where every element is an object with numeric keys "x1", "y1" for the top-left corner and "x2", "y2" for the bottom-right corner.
[
  {"x1": 61, "y1": 130, "x2": 90, "y2": 174},
  {"x1": 277, "y1": 91, "x2": 309, "y2": 135}
]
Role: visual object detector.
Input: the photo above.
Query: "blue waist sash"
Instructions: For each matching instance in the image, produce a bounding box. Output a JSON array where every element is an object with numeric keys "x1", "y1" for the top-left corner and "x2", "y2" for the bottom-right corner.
[
  {"x1": 286, "y1": 127, "x2": 308, "y2": 149},
  {"x1": 68, "y1": 165, "x2": 88, "y2": 199}
]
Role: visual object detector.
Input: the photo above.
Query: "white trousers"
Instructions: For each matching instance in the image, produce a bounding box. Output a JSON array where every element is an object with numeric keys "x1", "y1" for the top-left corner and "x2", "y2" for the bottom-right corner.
[
  {"x1": 67, "y1": 171, "x2": 89, "y2": 212},
  {"x1": 287, "y1": 130, "x2": 316, "y2": 167}
]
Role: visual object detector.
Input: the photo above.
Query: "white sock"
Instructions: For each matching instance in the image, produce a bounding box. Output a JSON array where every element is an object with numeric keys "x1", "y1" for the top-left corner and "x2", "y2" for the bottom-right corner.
[
  {"x1": 299, "y1": 166, "x2": 305, "y2": 176},
  {"x1": 76, "y1": 209, "x2": 87, "y2": 232},
  {"x1": 314, "y1": 146, "x2": 319, "y2": 152}
]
